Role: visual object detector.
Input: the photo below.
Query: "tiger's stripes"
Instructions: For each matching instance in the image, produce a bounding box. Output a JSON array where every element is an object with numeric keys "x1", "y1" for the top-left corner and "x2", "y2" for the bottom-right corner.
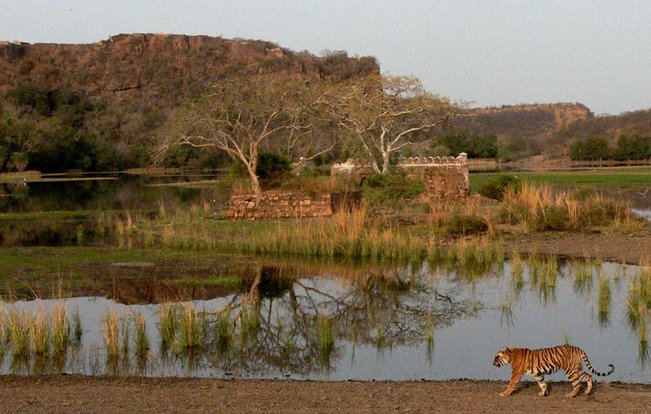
[{"x1": 492, "y1": 344, "x2": 614, "y2": 398}]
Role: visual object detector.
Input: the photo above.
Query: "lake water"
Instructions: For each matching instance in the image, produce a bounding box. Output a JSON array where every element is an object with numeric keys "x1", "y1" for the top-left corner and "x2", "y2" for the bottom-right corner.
[{"x1": 2, "y1": 259, "x2": 649, "y2": 383}]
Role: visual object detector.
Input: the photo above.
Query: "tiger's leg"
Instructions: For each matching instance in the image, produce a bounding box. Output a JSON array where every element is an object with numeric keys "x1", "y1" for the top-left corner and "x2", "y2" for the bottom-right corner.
[
  {"x1": 534, "y1": 374, "x2": 548, "y2": 396},
  {"x1": 580, "y1": 371, "x2": 593, "y2": 395},
  {"x1": 565, "y1": 367, "x2": 582, "y2": 398},
  {"x1": 499, "y1": 371, "x2": 524, "y2": 397}
]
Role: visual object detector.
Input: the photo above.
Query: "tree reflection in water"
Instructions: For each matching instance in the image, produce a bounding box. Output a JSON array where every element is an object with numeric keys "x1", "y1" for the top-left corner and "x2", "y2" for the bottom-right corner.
[{"x1": 201, "y1": 264, "x2": 478, "y2": 377}]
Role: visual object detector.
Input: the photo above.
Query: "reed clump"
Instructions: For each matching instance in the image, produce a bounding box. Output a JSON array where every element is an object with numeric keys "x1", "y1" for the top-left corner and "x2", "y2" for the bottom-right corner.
[
  {"x1": 103, "y1": 308, "x2": 121, "y2": 360},
  {"x1": 133, "y1": 313, "x2": 150, "y2": 358},
  {"x1": 501, "y1": 183, "x2": 634, "y2": 232},
  {"x1": 159, "y1": 304, "x2": 178, "y2": 351},
  {"x1": 52, "y1": 302, "x2": 70, "y2": 354},
  {"x1": 598, "y1": 273, "x2": 612, "y2": 326},
  {"x1": 0, "y1": 301, "x2": 79, "y2": 360},
  {"x1": 175, "y1": 303, "x2": 206, "y2": 352},
  {"x1": 627, "y1": 266, "x2": 651, "y2": 326}
]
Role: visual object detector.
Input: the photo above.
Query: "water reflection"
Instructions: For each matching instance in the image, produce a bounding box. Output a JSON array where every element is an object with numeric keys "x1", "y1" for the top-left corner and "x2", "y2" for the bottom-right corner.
[{"x1": 1, "y1": 259, "x2": 651, "y2": 382}]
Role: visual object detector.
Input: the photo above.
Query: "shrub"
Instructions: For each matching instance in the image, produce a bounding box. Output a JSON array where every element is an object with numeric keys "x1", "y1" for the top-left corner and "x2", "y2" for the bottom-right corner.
[
  {"x1": 568, "y1": 137, "x2": 612, "y2": 161},
  {"x1": 478, "y1": 174, "x2": 521, "y2": 200},
  {"x1": 362, "y1": 169, "x2": 424, "y2": 205},
  {"x1": 256, "y1": 152, "x2": 291, "y2": 182},
  {"x1": 443, "y1": 215, "x2": 489, "y2": 235}
]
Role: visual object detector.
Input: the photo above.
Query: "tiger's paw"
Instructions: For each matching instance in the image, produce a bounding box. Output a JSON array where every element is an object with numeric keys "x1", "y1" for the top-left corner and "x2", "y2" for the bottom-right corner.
[
  {"x1": 538, "y1": 391, "x2": 549, "y2": 397},
  {"x1": 498, "y1": 391, "x2": 510, "y2": 397}
]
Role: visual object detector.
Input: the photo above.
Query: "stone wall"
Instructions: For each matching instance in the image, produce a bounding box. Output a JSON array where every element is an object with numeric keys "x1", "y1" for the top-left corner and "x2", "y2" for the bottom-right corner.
[
  {"x1": 228, "y1": 191, "x2": 362, "y2": 220},
  {"x1": 331, "y1": 153, "x2": 469, "y2": 201}
]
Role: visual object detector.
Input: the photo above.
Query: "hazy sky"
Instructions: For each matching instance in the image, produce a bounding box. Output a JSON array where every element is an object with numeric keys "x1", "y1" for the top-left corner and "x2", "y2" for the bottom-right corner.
[{"x1": 2, "y1": 0, "x2": 651, "y2": 115}]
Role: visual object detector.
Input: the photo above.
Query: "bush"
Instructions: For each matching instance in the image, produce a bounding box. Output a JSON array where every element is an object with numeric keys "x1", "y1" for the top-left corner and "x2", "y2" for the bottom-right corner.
[
  {"x1": 614, "y1": 134, "x2": 651, "y2": 161},
  {"x1": 478, "y1": 174, "x2": 521, "y2": 200},
  {"x1": 362, "y1": 170, "x2": 424, "y2": 205},
  {"x1": 256, "y1": 152, "x2": 291, "y2": 182},
  {"x1": 443, "y1": 215, "x2": 489, "y2": 235},
  {"x1": 568, "y1": 137, "x2": 612, "y2": 161}
]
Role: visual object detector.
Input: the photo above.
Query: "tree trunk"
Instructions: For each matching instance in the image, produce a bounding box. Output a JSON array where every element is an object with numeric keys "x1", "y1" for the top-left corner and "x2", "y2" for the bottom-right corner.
[
  {"x1": 381, "y1": 152, "x2": 391, "y2": 174},
  {"x1": 249, "y1": 172, "x2": 263, "y2": 206}
]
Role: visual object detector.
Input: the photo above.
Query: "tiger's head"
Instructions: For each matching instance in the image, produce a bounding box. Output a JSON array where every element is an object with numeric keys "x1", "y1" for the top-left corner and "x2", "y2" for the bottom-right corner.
[{"x1": 493, "y1": 347, "x2": 512, "y2": 368}]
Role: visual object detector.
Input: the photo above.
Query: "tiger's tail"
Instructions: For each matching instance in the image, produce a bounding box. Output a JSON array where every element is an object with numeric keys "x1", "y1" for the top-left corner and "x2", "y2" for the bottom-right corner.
[{"x1": 581, "y1": 351, "x2": 614, "y2": 376}]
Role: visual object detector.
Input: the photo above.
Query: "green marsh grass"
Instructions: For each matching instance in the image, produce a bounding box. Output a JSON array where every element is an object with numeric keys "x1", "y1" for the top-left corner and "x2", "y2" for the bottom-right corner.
[
  {"x1": 175, "y1": 303, "x2": 206, "y2": 352},
  {"x1": 214, "y1": 313, "x2": 233, "y2": 353},
  {"x1": 72, "y1": 308, "x2": 82, "y2": 344},
  {"x1": 429, "y1": 238, "x2": 504, "y2": 279},
  {"x1": 7, "y1": 308, "x2": 30, "y2": 356},
  {"x1": 159, "y1": 304, "x2": 178, "y2": 351},
  {"x1": 133, "y1": 313, "x2": 150, "y2": 358},
  {"x1": 598, "y1": 273, "x2": 612, "y2": 327},
  {"x1": 509, "y1": 254, "x2": 524, "y2": 297},
  {"x1": 239, "y1": 307, "x2": 260, "y2": 346},
  {"x1": 30, "y1": 305, "x2": 50, "y2": 355},
  {"x1": 51, "y1": 302, "x2": 69, "y2": 354},
  {"x1": 121, "y1": 318, "x2": 130, "y2": 356},
  {"x1": 103, "y1": 308, "x2": 120, "y2": 359},
  {"x1": 571, "y1": 259, "x2": 594, "y2": 296},
  {"x1": 627, "y1": 266, "x2": 651, "y2": 327}
]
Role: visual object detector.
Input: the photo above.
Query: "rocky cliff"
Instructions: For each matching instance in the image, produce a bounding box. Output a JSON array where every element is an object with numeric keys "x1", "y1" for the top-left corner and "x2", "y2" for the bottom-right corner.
[{"x1": 0, "y1": 33, "x2": 379, "y2": 106}]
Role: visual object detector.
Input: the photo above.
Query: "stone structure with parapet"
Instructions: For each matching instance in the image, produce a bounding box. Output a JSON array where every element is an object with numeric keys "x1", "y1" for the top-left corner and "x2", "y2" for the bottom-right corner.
[{"x1": 331, "y1": 153, "x2": 469, "y2": 200}]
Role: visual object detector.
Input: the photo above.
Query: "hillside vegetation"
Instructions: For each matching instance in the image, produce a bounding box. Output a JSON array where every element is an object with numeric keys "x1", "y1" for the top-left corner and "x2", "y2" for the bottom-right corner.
[{"x1": 0, "y1": 34, "x2": 378, "y2": 171}]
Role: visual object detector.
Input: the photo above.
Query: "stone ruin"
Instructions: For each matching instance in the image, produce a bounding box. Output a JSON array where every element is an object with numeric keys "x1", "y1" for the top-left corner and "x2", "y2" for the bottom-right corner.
[
  {"x1": 227, "y1": 190, "x2": 362, "y2": 220},
  {"x1": 228, "y1": 153, "x2": 468, "y2": 219},
  {"x1": 331, "y1": 153, "x2": 469, "y2": 201}
]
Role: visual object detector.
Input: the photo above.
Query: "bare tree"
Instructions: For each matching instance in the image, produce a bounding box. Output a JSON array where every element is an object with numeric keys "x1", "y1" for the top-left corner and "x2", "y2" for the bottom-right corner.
[
  {"x1": 168, "y1": 75, "x2": 329, "y2": 205},
  {"x1": 324, "y1": 74, "x2": 458, "y2": 173}
]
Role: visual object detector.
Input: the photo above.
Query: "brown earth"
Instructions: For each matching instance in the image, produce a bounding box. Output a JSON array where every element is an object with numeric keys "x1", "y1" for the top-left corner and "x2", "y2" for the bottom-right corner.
[
  {"x1": 497, "y1": 231, "x2": 651, "y2": 265},
  {"x1": 1, "y1": 376, "x2": 649, "y2": 414}
]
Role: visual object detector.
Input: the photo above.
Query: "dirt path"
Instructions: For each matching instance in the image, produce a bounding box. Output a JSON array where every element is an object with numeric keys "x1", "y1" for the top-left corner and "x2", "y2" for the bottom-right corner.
[{"x1": 1, "y1": 376, "x2": 650, "y2": 414}]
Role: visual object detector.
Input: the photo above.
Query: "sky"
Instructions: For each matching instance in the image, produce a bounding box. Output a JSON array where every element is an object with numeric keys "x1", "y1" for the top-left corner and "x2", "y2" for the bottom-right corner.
[{"x1": 2, "y1": 0, "x2": 651, "y2": 115}]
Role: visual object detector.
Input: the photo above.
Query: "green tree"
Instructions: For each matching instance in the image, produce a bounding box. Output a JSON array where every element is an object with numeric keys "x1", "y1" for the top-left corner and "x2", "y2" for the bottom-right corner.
[
  {"x1": 568, "y1": 137, "x2": 612, "y2": 161},
  {"x1": 433, "y1": 130, "x2": 498, "y2": 158},
  {"x1": 614, "y1": 134, "x2": 651, "y2": 160}
]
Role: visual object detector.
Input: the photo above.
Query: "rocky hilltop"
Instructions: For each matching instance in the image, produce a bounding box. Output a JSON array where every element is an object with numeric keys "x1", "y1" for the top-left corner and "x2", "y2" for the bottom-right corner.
[
  {"x1": 460, "y1": 103, "x2": 593, "y2": 141},
  {"x1": 0, "y1": 33, "x2": 379, "y2": 105}
]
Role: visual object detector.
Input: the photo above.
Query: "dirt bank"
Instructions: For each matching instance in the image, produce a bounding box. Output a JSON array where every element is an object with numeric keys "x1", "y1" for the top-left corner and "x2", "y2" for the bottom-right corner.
[
  {"x1": 1, "y1": 376, "x2": 650, "y2": 414},
  {"x1": 498, "y1": 231, "x2": 651, "y2": 264}
]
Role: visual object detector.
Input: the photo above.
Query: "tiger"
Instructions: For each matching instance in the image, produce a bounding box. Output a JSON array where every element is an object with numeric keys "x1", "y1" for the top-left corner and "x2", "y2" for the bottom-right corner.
[{"x1": 492, "y1": 344, "x2": 614, "y2": 398}]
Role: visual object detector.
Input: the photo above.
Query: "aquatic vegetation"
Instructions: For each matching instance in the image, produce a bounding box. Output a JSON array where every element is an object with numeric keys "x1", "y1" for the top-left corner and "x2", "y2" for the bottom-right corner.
[
  {"x1": 30, "y1": 305, "x2": 50, "y2": 355},
  {"x1": 72, "y1": 308, "x2": 83, "y2": 344},
  {"x1": 52, "y1": 302, "x2": 70, "y2": 354},
  {"x1": 175, "y1": 303, "x2": 206, "y2": 351},
  {"x1": 214, "y1": 313, "x2": 233, "y2": 353},
  {"x1": 103, "y1": 308, "x2": 121, "y2": 360},
  {"x1": 239, "y1": 307, "x2": 260, "y2": 346},
  {"x1": 159, "y1": 304, "x2": 178, "y2": 351},
  {"x1": 571, "y1": 258, "x2": 594, "y2": 296},
  {"x1": 598, "y1": 273, "x2": 612, "y2": 327},
  {"x1": 133, "y1": 313, "x2": 150, "y2": 358},
  {"x1": 429, "y1": 238, "x2": 504, "y2": 279},
  {"x1": 627, "y1": 267, "x2": 651, "y2": 326}
]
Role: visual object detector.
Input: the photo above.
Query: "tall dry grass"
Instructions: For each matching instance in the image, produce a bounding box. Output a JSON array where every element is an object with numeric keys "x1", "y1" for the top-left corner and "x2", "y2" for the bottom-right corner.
[{"x1": 501, "y1": 183, "x2": 639, "y2": 232}]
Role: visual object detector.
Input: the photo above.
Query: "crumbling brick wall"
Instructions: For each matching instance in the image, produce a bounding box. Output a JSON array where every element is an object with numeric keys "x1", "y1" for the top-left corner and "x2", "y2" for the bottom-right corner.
[
  {"x1": 421, "y1": 163, "x2": 469, "y2": 200},
  {"x1": 228, "y1": 191, "x2": 333, "y2": 219}
]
